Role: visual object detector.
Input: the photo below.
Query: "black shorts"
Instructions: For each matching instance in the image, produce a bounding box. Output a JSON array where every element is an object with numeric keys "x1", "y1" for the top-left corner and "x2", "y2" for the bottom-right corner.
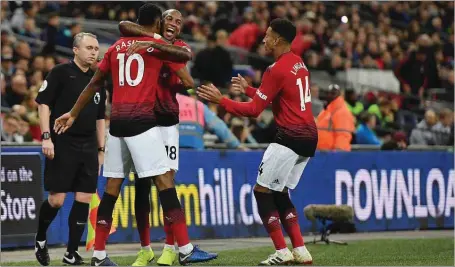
[{"x1": 44, "y1": 134, "x2": 98, "y2": 193}]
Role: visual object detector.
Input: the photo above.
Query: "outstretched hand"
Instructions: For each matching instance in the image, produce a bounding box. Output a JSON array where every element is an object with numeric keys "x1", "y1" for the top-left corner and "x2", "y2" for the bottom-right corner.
[
  {"x1": 54, "y1": 112, "x2": 76, "y2": 135},
  {"x1": 231, "y1": 74, "x2": 248, "y2": 94},
  {"x1": 197, "y1": 84, "x2": 223, "y2": 104}
]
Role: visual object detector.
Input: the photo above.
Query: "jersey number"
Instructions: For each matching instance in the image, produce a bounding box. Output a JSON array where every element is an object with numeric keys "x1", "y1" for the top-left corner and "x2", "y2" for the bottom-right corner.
[
  {"x1": 117, "y1": 53, "x2": 144, "y2": 87},
  {"x1": 165, "y1": 145, "x2": 177, "y2": 160},
  {"x1": 296, "y1": 77, "x2": 311, "y2": 111}
]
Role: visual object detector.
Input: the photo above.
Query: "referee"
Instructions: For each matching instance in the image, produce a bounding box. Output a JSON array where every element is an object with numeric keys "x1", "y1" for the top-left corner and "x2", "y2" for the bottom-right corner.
[{"x1": 34, "y1": 32, "x2": 106, "y2": 266}]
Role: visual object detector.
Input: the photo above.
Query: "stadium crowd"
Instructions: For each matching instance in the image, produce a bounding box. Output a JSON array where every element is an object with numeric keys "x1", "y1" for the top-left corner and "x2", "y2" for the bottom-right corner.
[{"x1": 1, "y1": 1, "x2": 454, "y2": 149}]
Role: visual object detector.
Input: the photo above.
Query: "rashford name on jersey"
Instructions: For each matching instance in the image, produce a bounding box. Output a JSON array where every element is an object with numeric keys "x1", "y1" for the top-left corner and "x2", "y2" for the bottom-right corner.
[{"x1": 98, "y1": 36, "x2": 183, "y2": 137}]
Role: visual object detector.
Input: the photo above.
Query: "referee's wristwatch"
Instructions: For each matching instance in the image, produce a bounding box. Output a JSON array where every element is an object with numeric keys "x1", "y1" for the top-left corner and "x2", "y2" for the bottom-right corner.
[
  {"x1": 41, "y1": 132, "x2": 50, "y2": 140},
  {"x1": 98, "y1": 147, "x2": 105, "y2": 152}
]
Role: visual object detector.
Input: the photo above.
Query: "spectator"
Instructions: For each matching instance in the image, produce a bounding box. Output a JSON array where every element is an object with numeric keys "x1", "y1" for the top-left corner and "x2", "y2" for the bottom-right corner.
[
  {"x1": 368, "y1": 98, "x2": 394, "y2": 129},
  {"x1": 345, "y1": 89, "x2": 364, "y2": 119},
  {"x1": 410, "y1": 109, "x2": 438, "y2": 145},
  {"x1": 394, "y1": 46, "x2": 430, "y2": 98},
  {"x1": 60, "y1": 23, "x2": 82, "y2": 48},
  {"x1": 18, "y1": 17, "x2": 39, "y2": 40},
  {"x1": 32, "y1": 56, "x2": 45, "y2": 72},
  {"x1": 1, "y1": 30, "x2": 14, "y2": 47},
  {"x1": 17, "y1": 116, "x2": 33, "y2": 142},
  {"x1": 1, "y1": 74, "x2": 9, "y2": 108},
  {"x1": 433, "y1": 108, "x2": 454, "y2": 146},
  {"x1": 5, "y1": 74, "x2": 28, "y2": 106},
  {"x1": 310, "y1": 83, "x2": 323, "y2": 118},
  {"x1": 41, "y1": 13, "x2": 60, "y2": 55},
  {"x1": 15, "y1": 58, "x2": 29, "y2": 73},
  {"x1": 29, "y1": 70, "x2": 44, "y2": 88},
  {"x1": 43, "y1": 56, "x2": 56, "y2": 75},
  {"x1": 21, "y1": 91, "x2": 40, "y2": 126},
  {"x1": 14, "y1": 40, "x2": 32, "y2": 60},
  {"x1": 1, "y1": 1, "x2": 454, "y2": 149},
  {"x1": 1, "y1": 3, "x2": 13, "y2": 34},
  {"x1": 0, "y1": 113, "x2": 22, "y2": 143},
  {"x1": 356, "y1": 112, "x2": 382, "y2": 145},
  {"x1": 381, "y1": 131, "x2": 408, "y2": 150},
  {"x1": 317, "y1": 84, "x2": 355, "y2": 151},
  {"x1": 192, "y1": 32, "x2": 233, "y2": 88},
  {"x1": 177, "y1": 93, "x2": 242, "y2": 150},
  {"x1": 10, "y1": 2, "x2": 38, "y2": 32},
  {"x1": 1, "y1": 54, "x2": 14, "y2": 77},
  {"x1": 228, "y1": 20, "x2": 266, "y2": 51}
]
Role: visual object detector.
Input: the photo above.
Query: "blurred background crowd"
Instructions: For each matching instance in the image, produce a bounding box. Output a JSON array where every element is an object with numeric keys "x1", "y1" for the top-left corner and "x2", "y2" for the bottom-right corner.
[{"x1": 1, "y1": 1, "x2": 453, "y2": 150}]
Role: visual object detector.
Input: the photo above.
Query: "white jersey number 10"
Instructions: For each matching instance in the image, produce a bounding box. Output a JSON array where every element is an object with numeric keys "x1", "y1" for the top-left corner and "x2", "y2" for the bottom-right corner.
[
  {"x1": 117, "y1": 53, "x2": 145, "y2": 87},
  {"x1": 296, "y1": 76, "x2": 311, "y2": 111}
]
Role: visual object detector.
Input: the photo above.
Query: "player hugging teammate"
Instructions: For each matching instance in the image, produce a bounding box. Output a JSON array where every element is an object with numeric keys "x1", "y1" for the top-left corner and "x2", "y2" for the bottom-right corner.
[{"x1": 54, "y1": 3, "x2": 216, "y2": 267}]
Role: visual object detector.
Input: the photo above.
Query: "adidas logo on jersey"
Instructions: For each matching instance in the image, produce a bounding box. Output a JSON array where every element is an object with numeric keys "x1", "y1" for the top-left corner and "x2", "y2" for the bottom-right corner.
[{"x1": 272, "y1": 179, "x2": 280, "y2": 184}]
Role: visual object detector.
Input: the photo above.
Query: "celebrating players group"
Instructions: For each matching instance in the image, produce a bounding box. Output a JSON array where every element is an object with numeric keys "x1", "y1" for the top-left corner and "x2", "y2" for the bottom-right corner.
[{"x1": 37, "y1": 3, "x2": 317, "y2": 266}]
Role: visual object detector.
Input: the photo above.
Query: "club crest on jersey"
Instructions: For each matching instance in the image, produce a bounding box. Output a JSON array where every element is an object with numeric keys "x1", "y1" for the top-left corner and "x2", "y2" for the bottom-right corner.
[
  {"x1": 290, "y1": 62, "x2": 308, "y2": 75},
  {"x1": 94, "y1": 92, "x2": 100, "y2": 104}
]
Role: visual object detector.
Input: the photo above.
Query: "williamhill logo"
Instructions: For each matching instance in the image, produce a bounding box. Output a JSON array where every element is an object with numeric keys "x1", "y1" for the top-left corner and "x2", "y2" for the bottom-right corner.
[{"x1": 111, "y1": 168, "x2": 262, "y2": 228}]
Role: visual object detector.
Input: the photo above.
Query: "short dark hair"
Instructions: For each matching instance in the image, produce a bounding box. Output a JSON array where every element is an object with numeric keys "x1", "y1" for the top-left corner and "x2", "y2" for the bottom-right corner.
[
  {"x1": 137, "y1": 3, "x2": 162, "y2": 26},
  {"x1": 359, "y1": 111, "x2": 375, "y2": 124},
  {"x1": 270, "y1": 18, "x2": 296, "y2": 44}
]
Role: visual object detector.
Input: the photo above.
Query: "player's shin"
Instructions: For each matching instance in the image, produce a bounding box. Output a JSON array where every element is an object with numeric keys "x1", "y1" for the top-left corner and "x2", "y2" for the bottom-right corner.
[
  {"x1": 135, "y1": 177, "x2": 152, "y2": 249},
  {"x1": 93, "y1": 192, "x2": 118, "y2": 259},
  {"x1": 253, "y1": 190, "x2": 288, "y2": 251},
  {"x1": 274, "y1": 191, "x2": 305, "y2": 248},
  {"x1": 159, "y1": 188, "x2": 193, "y2": 254}
]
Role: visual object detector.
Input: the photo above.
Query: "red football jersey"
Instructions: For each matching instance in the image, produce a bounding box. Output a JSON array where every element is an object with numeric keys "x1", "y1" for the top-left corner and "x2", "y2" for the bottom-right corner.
[
  {"x1": 98, "y1": 36, "x2": 182, "y2": 137},
  {"x1": 155, "y1": 39, "x2": 191, "y2": 126},
  {"x1": 220, "y1": 51, "x2": 318, "y2": 156}
]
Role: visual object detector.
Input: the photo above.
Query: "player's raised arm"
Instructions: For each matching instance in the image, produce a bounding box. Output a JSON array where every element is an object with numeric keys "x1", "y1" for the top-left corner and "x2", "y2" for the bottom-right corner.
[{"x1": 118, "y1": 21, "x2": 154, "y2": 37}]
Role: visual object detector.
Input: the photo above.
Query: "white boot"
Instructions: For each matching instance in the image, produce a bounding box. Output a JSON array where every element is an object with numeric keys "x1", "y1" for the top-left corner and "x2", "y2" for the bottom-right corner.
[
  {"x1": 292, "y1": 246, "x2": 313, "y2": 265},
  {"x1": 259, "y1": 248, "x2": 294, "y2": 265}
]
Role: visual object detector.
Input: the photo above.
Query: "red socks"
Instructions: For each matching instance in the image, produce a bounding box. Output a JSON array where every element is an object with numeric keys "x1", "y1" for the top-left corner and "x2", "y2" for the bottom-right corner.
[
  {"x1": 281, "y1": 208, "x2": 304, "y2": 248},
  {"x1": 163, "y1": 219, "x2": 175, "y2": 245},
  {"x1": 135, "y1": 211, "x2": 151, "y2": 247},
  {"x1": 94, "y1": 217, "x2": 112, "y2": 251},
  {"x1": 262, "y1": 211, "x2": 287, "y2": 250},
  {"x1": 164, "y1": 208, "x2": 190, "y2": 246}
]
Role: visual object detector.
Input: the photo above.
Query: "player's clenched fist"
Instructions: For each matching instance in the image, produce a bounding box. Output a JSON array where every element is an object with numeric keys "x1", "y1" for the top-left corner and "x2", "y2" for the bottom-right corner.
[
  {"x1": 54, "y1": 112, "x2": 76, "y2": 135},
  {"x1": 42, "y1": 139, "x2": 55, "y2": 159}
]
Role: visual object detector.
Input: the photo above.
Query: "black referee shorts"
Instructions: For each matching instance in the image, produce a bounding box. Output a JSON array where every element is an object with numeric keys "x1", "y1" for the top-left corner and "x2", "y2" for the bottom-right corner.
[{"x1": 44, "y1": 134, "x2": 98, "y2": 193}]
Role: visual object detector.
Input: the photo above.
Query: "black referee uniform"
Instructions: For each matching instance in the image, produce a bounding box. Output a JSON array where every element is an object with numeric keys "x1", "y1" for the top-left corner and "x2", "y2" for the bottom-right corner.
[{"x1": 35, "y1": 60, "x2": 106, "y2": 193}]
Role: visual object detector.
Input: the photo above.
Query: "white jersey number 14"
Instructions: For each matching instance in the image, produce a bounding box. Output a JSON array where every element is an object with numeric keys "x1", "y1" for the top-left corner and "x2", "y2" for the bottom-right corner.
[{"x1": 297, "y1": 76, "x2": 311, "y2": 111}]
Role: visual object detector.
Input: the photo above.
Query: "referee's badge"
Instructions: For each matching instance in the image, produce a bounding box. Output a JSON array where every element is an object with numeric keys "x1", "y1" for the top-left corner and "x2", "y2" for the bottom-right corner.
[
  {"x1": 39, "y1": 80, "x2": 48, "y2": 92},
  {"x1": 94, "y1": 92, "x2": 100, "y2": 104}
]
